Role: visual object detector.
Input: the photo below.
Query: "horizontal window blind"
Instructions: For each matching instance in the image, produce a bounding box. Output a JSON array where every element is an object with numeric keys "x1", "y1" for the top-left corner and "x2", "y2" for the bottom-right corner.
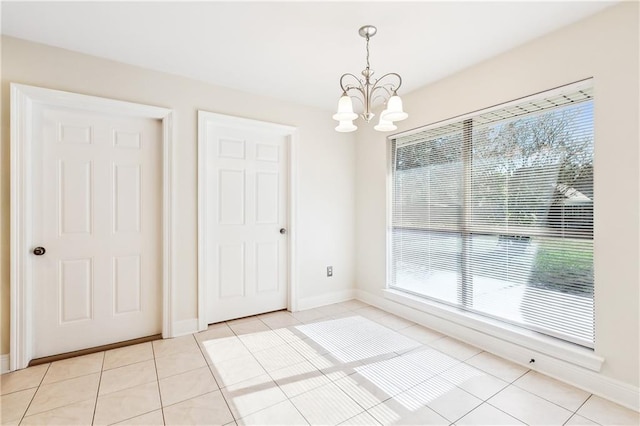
[{"x1": 390, "y1": 81, "x2": 594, "y2": 347}]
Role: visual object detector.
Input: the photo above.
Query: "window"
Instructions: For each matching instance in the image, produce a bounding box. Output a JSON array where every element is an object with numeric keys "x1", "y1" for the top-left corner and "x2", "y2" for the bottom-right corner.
[{"x1": 389, "y1": 81, "x2": 594, "y2": 348}]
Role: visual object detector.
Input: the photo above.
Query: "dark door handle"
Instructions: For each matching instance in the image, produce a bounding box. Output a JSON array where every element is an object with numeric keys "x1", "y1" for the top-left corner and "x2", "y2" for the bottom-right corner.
[
  {"x1": 279, "y1": 228, "x2": 287, "y2": 235},
  {"x1": 33, "y1": 247, "x2": 46, "y2": 256}
]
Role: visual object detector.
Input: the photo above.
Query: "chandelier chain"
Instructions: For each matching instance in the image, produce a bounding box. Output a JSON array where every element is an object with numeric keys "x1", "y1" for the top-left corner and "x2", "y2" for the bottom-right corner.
[{"x1": 365, "y1": 35, "x2": 371, "y2": 74}]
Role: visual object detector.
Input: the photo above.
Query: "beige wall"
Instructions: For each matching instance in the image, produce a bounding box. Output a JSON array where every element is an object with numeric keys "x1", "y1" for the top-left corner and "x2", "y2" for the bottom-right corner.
[
  {"x1": 355, "y1": 2, "x2": 639, "y2": 388},
  {"x1": 0, "y1": 36, "x2": 357, "y2": 355}
]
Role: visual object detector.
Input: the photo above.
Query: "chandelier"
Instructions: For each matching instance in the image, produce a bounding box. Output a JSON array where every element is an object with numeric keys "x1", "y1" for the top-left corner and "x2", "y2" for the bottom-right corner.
[{"x1": 333, "y1": 25, "x2": 408, "y2": 132}]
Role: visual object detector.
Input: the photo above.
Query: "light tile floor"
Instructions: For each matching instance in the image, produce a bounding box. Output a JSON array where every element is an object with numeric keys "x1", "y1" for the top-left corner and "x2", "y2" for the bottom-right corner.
[{"x1": 1, "y1": 300, "x2": 639, "y2": 425}]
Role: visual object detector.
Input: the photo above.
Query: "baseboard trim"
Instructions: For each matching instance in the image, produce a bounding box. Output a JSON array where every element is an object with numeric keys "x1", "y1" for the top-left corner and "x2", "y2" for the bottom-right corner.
[
  {"x1": 1, "y1": 354, "x2": 9, "y2": 374},
  {"x1": 296, "y1": 289, "x2": 356, "y2": 311},
  {"x1": 172, "y1": 318, "x2": 200, "y2": 337},
  {"x1": 356, "y1": 289, "x2": 640, "y2": 412}
]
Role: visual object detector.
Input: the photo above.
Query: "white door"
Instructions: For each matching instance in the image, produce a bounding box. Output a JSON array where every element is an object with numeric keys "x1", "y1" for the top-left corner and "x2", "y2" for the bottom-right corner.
[
  {"x1": 202, "y1": 118, "x2": 289, "y2": 324},
  {"x1": 31, "y1": 105, "x2": 162, "y2": 358}
]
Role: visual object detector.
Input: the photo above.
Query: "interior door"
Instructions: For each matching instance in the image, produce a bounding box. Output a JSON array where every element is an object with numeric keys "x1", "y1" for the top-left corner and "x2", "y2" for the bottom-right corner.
[
  {"x1": 32, "y1": 105, "x2": 162, "y2": 358},
  {"x1": 203, "y1": 119, "x2": 289, "y2": 324}
]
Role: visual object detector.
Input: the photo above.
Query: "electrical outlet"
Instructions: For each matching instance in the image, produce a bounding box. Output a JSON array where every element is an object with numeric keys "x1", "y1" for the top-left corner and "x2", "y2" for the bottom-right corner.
[{"x1": 327, "y1": 266, "x2": 333, "y2": 277}]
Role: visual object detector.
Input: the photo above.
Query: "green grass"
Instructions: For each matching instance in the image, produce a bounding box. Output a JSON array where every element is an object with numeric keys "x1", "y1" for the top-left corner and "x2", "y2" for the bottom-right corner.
[{"x1": 530, "y1": 239, "x2": 593, "y2": 296}]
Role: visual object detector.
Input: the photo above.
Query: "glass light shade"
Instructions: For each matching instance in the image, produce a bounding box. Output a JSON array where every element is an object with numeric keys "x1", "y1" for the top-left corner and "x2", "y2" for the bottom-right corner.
[
  {"x1": 383, "y1": 95, "x2": 408, "y2": 121},
  {"x1": 335, "y1": 120, "x2": 357, "y2": 132},
  {"x1": 374, "y1": 110, "x2": 397, "y2": 132},
  {"x1": 332, "y1": 95, "x2": 358, "y2": 121}
]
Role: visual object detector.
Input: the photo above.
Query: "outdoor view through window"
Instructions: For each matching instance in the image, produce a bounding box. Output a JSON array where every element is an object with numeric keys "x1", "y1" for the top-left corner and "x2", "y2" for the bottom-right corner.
[{"x1": 390, "y1": 82, "x2": 594, "y2": 347}]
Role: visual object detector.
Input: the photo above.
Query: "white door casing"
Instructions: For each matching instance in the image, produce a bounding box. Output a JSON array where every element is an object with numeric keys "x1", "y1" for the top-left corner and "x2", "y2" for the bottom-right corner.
[
  {"x1": 198, "y1": 111, "x2": 298, "y2": 327},
  {"x1": 10, "y1": 84, "x2": 174, "y2": 370}
]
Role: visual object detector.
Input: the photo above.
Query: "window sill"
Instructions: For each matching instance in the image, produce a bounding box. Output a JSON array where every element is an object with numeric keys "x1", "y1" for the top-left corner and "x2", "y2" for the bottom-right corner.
[{"x1": 383, "y1": 288, "x2": 604, "y2": 372}]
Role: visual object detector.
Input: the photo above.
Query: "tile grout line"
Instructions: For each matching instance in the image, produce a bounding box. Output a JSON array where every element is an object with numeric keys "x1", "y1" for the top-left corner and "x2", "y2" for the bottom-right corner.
[
  {"x1": 461, "y1": 368, "x2": 534, "y2": 426},
  {"x1": 17, "y1": 362, "x2": 52, "y2": 423},
  {"x1": 484, "y1": 399, "x2": 530, "y2": 425},
  {"x1": 13, "y1": 365, "x2": 103, "y2": 423},
  {"x1": 511, "y1": 368, "x2": 531, "y2": 384},
  {"x1": 290, "y1": 308, "x2": 401, "y2": 422},
  {"x1": 150, "y1": 340, "x2": 167, "y2": 426},
  {"x1": 287, "y1": 398, "x2": 312, "y2": 426},
  {"x1": 261, "y1": 334, "x2": 327, "y2": 426},
  {"x1": 283, "y1": 306, "x2": 366, "y2": 425},
  {"x1": 90, "y1": 352, "x2": 106, "y2": 425},
  {"x1": 279, "y1": 318, "x2": 368, "y2": 390},
  {"x1": 359, "y1": 355, "x2": 469, "y2": 424},
  {"x1": 328, "y1": 377, "x2": 377, "y2": 421},
  {"x1": 151, "y1": 335, "x2": 215, "y2": 382},
  {"x1": 224, "y1": 308, "x2": 361, "y2": 424},
  {"x1": 376, "y1": 323, "x2": 593, "y2": 426},
  {"x1": 461, "y1": 352, "x2": 532, "y2": 386},
  {"x1": 342, "y1": 411, "x2": 382, "y2": 426},
  {"x1": 563, "y1": 394, "x2": 599, "y2": 426},
  {"x1": 260, "y1": 358, "x2": 314, "y2": 426},
  {"x1": 347, "y1": 332, "x2": 518, "y2": 424},
  {"x1": 436, "y1": 362, "x2": 507, "y2": 423},
  {"x1": 235, "y1": 316, "x2": 319, "y2": 423},
  {"x1": 501, "y1": 369, "x2": 580, "y2": 422},
  {"x1": 511, "y1": 371, "x2": 594, "y2": 417},
  {"x1": 424, "y1": 376, "x2": 483, "y2": 424},
  {"x1": 484, "y1": 373, "x2": 594, "y2": 425},
  {"x1": 386, "y1": 333, "x2": 598, "y2": 426},
  {"x1": 450, "y1": 404, "x2": 482, "y2": 425},
  {"x1": 196, "y1": 334, "x2": 223, "y2": 390},
  {"x1": 199, "y1": 326, "x2": 247, "y2": 423},
  {"x1": 91, "y1": 357, "x2": 164, "y2": 424}
]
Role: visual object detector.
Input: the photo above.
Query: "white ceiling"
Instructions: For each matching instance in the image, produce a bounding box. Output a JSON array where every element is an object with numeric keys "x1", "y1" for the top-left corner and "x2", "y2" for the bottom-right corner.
[{"x1": 1, "y1": 1, "x2": 615, "y2": 111}]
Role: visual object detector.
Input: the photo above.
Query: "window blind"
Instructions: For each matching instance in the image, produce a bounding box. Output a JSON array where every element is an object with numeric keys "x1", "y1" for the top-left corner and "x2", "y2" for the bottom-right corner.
[{"x1": 390, "y1": 81, "x2": 594, "y2": 347}]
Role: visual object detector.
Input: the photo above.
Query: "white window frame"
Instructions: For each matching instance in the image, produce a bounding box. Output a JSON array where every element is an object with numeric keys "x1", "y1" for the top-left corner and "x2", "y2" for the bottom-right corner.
[{"x1": 384, "y1": 79, "x2": 604, "y2": 371}]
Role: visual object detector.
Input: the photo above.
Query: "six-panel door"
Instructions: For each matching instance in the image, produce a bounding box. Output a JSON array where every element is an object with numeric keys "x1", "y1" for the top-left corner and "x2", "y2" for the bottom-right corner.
[
  {"x1": 32, "y1": 106, "x2": 162, "y2": 358},
  {"x1": 204, "y1": 122, "x2": 289, "y2": 324}
]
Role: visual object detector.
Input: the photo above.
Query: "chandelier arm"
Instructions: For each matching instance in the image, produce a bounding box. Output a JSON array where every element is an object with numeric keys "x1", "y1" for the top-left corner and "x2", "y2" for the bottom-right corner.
[
  {"x1": 339, "y1": 73, "x2": 365, "y2": 93},
  {"x1": 370, "y1": 85, "x2": 393, "y2": 98},
  {"x1": 370, "y1": 72, "x2": 403, "y2": 93},
  {"x1": 339, "y1": 73, "x2": 368, "y2": 115},
  {"x1": 347, "y1": 85, "x2": 367, "y2": 96},
  {"x1": 350, "y1": 95, "x2": 365, "y2": 109},
  {"x1": 368, "y1": 85, "x2": 396, "y2": 112},
  {"x1": 371, "y1": 91, "x2": 391, "y2": 108}
]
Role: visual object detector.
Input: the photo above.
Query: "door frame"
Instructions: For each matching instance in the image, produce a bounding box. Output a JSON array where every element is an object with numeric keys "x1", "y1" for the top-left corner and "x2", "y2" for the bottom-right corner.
[
  {"x1": 197, "y1": 111, "x2": 298, "y2": 330},
  {"x1": 10, "y1": 83, "x2": 175, "y2": 370}
]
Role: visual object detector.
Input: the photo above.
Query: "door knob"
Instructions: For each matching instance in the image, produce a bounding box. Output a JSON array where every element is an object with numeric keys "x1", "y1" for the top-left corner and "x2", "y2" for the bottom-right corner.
[
  {"x1": 279, "y1": 228, "x2": 287, "y2": 235},
  {"x1": 33, "y1": 247, "x2": 46, "y2": 256}
]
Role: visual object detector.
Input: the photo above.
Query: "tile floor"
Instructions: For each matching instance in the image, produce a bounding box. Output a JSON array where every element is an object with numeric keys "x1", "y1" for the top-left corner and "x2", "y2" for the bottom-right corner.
[{"x1": 1, "y1": 300, "x2": 639, "y2": 425}]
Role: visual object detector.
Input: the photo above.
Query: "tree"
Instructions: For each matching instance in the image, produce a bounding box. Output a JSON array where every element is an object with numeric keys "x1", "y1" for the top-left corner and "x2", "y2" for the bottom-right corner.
[{"x1": 471, "y1": 104, "x2": 593, "y2": 232}]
